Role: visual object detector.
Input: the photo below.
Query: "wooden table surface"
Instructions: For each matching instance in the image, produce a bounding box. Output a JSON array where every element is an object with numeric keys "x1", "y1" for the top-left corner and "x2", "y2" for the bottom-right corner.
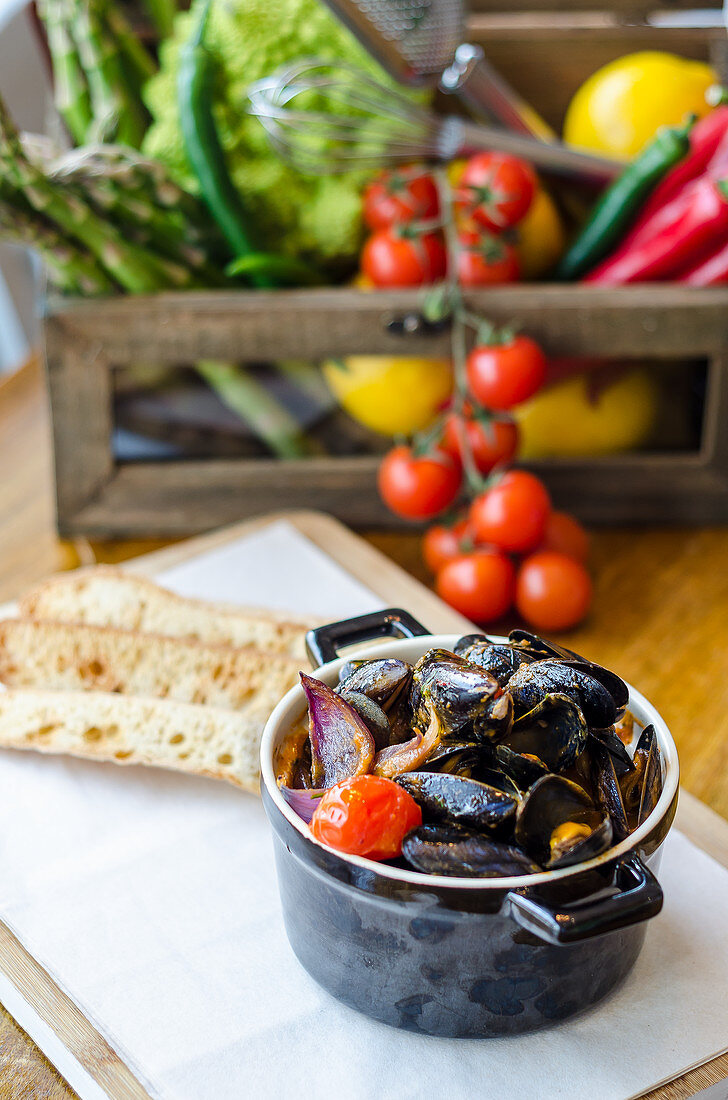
[{"x1": 1, "y1": 356, "x2": 728, "y2": 1098}]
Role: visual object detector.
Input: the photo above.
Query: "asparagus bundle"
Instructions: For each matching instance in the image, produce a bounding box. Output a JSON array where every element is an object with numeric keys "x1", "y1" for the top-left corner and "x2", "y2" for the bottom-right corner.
[{"x1": 37, "y1": 0, "x2": 157, "y2": 148}]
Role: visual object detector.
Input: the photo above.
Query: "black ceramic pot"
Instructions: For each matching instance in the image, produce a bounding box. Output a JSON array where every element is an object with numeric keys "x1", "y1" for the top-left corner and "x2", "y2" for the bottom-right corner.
[{"x1": 260, "y1": 610, "x2": 679, "y2": 1039}]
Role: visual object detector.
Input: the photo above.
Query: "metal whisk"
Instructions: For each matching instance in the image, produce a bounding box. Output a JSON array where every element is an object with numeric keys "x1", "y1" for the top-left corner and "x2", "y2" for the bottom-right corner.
[{"x1": 248, "y1": 61, "x2": 621, "y2": 185}]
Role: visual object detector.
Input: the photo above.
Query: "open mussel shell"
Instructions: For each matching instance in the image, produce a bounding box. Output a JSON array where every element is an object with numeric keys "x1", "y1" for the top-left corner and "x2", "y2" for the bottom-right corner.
[
  {"x1": 495, "y1": 744, "x2": 550, "y2": 791},
  {"x1": 336, "y1": 657, "x2": 412, "y2": 711},
  {"x1": 590, "y1": 742, "x2": 630, "y2": 842},
  {"x1": 300, "y1": 673, "x2": 375, "y2": 788},
  {"x1": 338, "y1": 690, "x2": 391, "y2": 752},
  {"x1": 402, "y1": 823, "x2": 541, "y2": 878},
  {"x1": 419, "y1": 741, "x2": 490, "y2": 777},
  {"x1": 503, "y1": 693, "x2": 588, "y2": 773},
  {"x1": 410, "y1": 649, "x2": 509, "y2": 742},
  {"x1": 589, "y1": 728, "x2": 634, "y2": 777},
  {"x1": 506, "y1": 659, "x2": 618, "y2": 729},
  {"x1": 507, "y1": 630, "x2": 629, "y2": 718},
  {"x1": 619, "y1": 724, "x2": 663, "y2": 830},
  {"x1": 395, "y1": 771, "x2": 518, "y2": 833},
  {"x1": 454, "y1": 635, "x2": 534, "y2": 686},
  {"x1": 515, "y1": 775, "x2": 613, "y2": 870}
]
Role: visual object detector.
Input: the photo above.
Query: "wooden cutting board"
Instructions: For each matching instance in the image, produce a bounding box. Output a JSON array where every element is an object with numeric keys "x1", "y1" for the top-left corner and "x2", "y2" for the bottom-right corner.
[{"x1": 1, "y1": 510, "x2": 726, "y2": 1100}]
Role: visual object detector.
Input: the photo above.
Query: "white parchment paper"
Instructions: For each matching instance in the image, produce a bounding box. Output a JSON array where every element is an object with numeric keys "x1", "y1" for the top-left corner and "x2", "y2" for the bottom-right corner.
[{"x1": 0, "y1": 520, "x2": 726, "y2": 1100}]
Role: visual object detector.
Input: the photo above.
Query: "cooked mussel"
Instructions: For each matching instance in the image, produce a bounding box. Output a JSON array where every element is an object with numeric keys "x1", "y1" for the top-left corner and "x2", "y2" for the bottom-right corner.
[
  {"x1": 495, "y1": 744, "x2": 549, "y2": 791},
  {"x1": 590, "y1": 742, "x2": 630, "y2": 842},
  {"x1": 336, "y1": 657, "x2": 412, "y2": 711},
  {"x1": 410, "y1": 649, "x2": 511, "y2": 742},
  {"x1": 620, "y1": 724, "x2": 662, "y2": 829},
  {"x1": 502, "y1": 693, "x2": 588, "y2": 773},
  {"x1": 506, "y1": 659, "x2": 618, "y2": 729},
  {"x1": 301, "y1": 673, "x2": 375, "y2": 788},
  {"x1": 508, "y1": 631, "x2": 629, "y2": 717},
  {"x1": 395, "y1": 771, "x2": 518, "y2": 833},
  {"x1": 589, "y1": 728, "x2": 634, "y2": 777},
  {"x1": 515, "y1": 775, "x2": 612, "y2": 869},
  {"x1": 338, "y1": 690, "x2": 391, "y2": 751},
  {"x1": 454, "y1": 635, "x2": 534, "y2": 686},
  {"x1": 419, "y1": 741, "x2": 489, "y2": 777},
  {"x1": 402, "y1": 823, "x2": 541, "y2": 877}
]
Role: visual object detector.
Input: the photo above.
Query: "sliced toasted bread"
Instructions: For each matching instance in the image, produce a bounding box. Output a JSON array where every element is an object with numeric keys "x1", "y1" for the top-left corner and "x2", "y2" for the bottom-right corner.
[
  {"x1": 0, "y1": 688, "x2": 271, "y2": 790},
  {"x1": 19, "y1": 567, "x2": 308, "y2": 658},
  {"x1": 0, "y1": 619, "x2": 301, "y2": 714}
]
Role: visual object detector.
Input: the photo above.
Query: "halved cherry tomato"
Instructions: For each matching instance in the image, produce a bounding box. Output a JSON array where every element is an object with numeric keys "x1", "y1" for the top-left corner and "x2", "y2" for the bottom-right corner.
[
  {"x1": 466, "y1": 334, "x2": 547, "y2": 411},
  {"x1": 440, "y1": 406, "x2": 519, "y2": 475},
  {"x1": 361, "y1": 227, "x2": 447, "y2": 288},
  {"x1": 457, "y1": 229, "x2": 520, "y2": 286},
  {"x1": 436, "y1": 549, "x2": 516, "y2": 623},
  {"x1": 470, "y1": 470, "x2": 551, "y2": 554},
  {"x1": 310, "y1": 774, "x2": 422, "y2": 860},
  {"x1": 456, "y1": 152, "x2": 536, "y2": 232},
  {"x1": 422, "y1": 517, "x2": 472, "y2": 574},
  {"x1": 378, "y1": 445, "x2": 461, "y2": 520},
  {"x1": 363, "y1": 168, "x2": 440, "y2": 231},
  {"x1": 516, "y1": 550, "x2": 592, "y2": 632},
  {"x1": 540, "y1": 511, "x2": 590, "y2": 564}
]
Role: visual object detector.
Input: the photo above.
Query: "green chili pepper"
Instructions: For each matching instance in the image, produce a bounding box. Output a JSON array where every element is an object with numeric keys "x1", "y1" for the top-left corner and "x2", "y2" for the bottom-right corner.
[
  {"x1": 555, "y1": 117, "x2": 696, "y2": 281},
  {"x1": 178, "y1": 0, "x2": 272, "y2": 287},
  {"x1": 226, "y1": 252, "x2": 325, "y2": 286}
]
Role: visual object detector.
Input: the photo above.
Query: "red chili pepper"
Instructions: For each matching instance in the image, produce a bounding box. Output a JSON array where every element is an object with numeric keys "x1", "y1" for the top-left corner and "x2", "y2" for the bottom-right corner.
[
  {"x1": 630, "y1": 107, "x2": 728, "y2": 231},
  {"x1": 585, "y1": 177, "x2": 728, "y2": 285},
  {"x1": 679, "y1": 239, "x2": 728, "y2": 285}
]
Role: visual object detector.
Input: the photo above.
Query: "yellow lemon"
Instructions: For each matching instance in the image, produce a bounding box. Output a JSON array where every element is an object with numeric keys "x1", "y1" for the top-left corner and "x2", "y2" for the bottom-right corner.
[
  {"x1": 515, "y1": 188, "x2": 566, "y2": 279},
  {"x1": 564, "y1": 51, "x2": 717, "y2": 159},
  {"x1": 322, "y1": 355, "x2": 453, "y2": 437},
  {"x1": 514, "y1": 367, "x2": 658, "y2": 459}
]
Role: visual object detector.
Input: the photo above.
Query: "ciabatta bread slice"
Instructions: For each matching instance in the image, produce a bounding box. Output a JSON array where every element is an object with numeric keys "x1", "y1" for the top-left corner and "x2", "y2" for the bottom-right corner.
[
  {"x1": 0, "y1": 618, "x2": 300, "y2": 712},
  {"x1": 19, "y1": 567, "x2": 308, "y2": 658},
  {"x1": 0, "y1": 689, "x2": 272, "y2": 790}
]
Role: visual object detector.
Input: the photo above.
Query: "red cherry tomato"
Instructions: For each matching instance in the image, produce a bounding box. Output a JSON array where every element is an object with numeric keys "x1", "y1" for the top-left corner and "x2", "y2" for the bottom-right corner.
[
  {"x1": 422, "y1": 518, "x2": 472, "y2": 574},
  {"x1": 457, "y1": 153, "x2": 536, "y2": 232},
  {"x1": 310, "y1": 774, "x2": 422, "y2": 860},
  {"x1": 363, "y1": 168, "x2": 440, "y2": 231},
  {"x1": 540, "y1": 511, "x2": 590, "y2": 564},
  {"x1": 457, "y1": 229, "x2": 520, "y2": 287},
  {"x1": 516, "y1": 551, "x2": 593, "y2": 632},
  {"x1": 470, "y1": 470, "x2": 551, "y2": 554},
  {"x1": 440, "y1": 408, "x2": 519, "y2": 475},
  {"x1": 361, "y1": 228, "x2": 447, "y2": 288},
  {"x1": 436, "y1": 549, "x2": 516, "y2": 623},
  {"x1": 378, "y1": 445, "x2": 461, "y2": 521},
  {"x1": 466, "y1": 335, "x2": 547, "y2": 411}
]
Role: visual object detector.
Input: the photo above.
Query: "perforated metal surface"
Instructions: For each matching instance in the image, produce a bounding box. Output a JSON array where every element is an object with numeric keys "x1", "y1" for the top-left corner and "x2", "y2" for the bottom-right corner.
[{"x1": 321, "y1": 0, "x2": 464, "y2": 82}]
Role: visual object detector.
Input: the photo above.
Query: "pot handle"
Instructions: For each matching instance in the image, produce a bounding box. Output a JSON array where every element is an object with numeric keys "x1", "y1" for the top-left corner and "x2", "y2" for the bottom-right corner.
[
  {"x1": 507, "y1": 854, "x2": 663, "y2": 946},
  {"x1": 306, "y1": 609, "x2": 430, "y2": 667}
]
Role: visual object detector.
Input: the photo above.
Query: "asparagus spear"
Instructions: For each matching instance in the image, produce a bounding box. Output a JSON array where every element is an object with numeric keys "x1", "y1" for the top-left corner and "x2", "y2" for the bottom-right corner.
[
  {"x1": 0, "y1": 194, "x2": 115, "y2": 295},
  {"x1": 71, "y1": 0, "x2": 147, "y2": 147},
  {"x1": 141, "y1": 0, "x2": 176, "y2": 39},
  {"x1": 0, "y1": 96, "x2": 195, "y2": 293},
  {"x1": 36, "y1": 0, "x2": 92, "y2": 145},
  {"x1": 103, "y1": 3, "x2": 157, "y2": 91}
]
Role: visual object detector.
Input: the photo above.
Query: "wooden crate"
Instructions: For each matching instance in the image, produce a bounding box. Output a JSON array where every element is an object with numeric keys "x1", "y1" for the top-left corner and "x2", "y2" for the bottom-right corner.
[{"x1": 44, "y1": 5, "x2": 728, "y2": 537}]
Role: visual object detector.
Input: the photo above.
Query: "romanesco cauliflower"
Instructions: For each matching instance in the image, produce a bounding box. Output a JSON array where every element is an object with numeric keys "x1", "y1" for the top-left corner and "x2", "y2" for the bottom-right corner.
[{"x1": 143, "y1": 0, "x2": 406, "y2": 270}]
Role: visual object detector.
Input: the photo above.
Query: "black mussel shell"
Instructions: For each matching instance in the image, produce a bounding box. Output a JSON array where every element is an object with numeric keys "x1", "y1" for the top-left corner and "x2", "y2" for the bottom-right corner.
[
  {"x1": 515, "y1": 774, "x2": 613, "y2": 870},
  {"x1": 620, "y1": 724, "x2": 663, "y2": 830},
  {"x1": 495, "y1": 744, "x2": 550, "y2": 791},
  {"x1": 589, "y1": 728, "x2": 634, "y2": 777},
  {"x1": 419, "y1": 741, "x2": 489, "y2": 777},
  {"x1": 507, "y1": 629, "x2": 566, "y2": 661},
  {"x1": 336, "y1": 658, "x2": 412, "y2": 711},
  {"x1": 454, "y1": 635, "x2": 534, "y2": 686},
  {"x1": 395, "y1": 772, "x2": 518, "y2": 832},
  {"x1": 337, "y1": 659, "x2": 368, "y2": 682},
  {"x1": 339, "y1": 690, "x2": 391, "y2": 752},
  {"x1": 590, "y1": 742, "x2": 630, "y2": 842},
  {"x1": 474, "y1": 766, "x2": 522, "y2": 799},
  {"x1": 410, "y1": 649, "x2": 508, "y2": 742},
  {"x1": 503, "y1": 693, "x2": 588, "y2": 773},
  {"x1": 506, "y1": 659, "x2": 617, "y2": 729},
  {"x1": 508, "y1": 631, "x2": 629, "y2": 718},
  {"x1": 402, "y1": 823, "x2": 541, "y2": 878}
]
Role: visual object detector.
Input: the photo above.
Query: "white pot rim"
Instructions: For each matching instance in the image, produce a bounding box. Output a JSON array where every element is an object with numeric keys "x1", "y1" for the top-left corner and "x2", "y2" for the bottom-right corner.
[{"x1": 260, "y1": 633, "x2": 679, "y2": 890}]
